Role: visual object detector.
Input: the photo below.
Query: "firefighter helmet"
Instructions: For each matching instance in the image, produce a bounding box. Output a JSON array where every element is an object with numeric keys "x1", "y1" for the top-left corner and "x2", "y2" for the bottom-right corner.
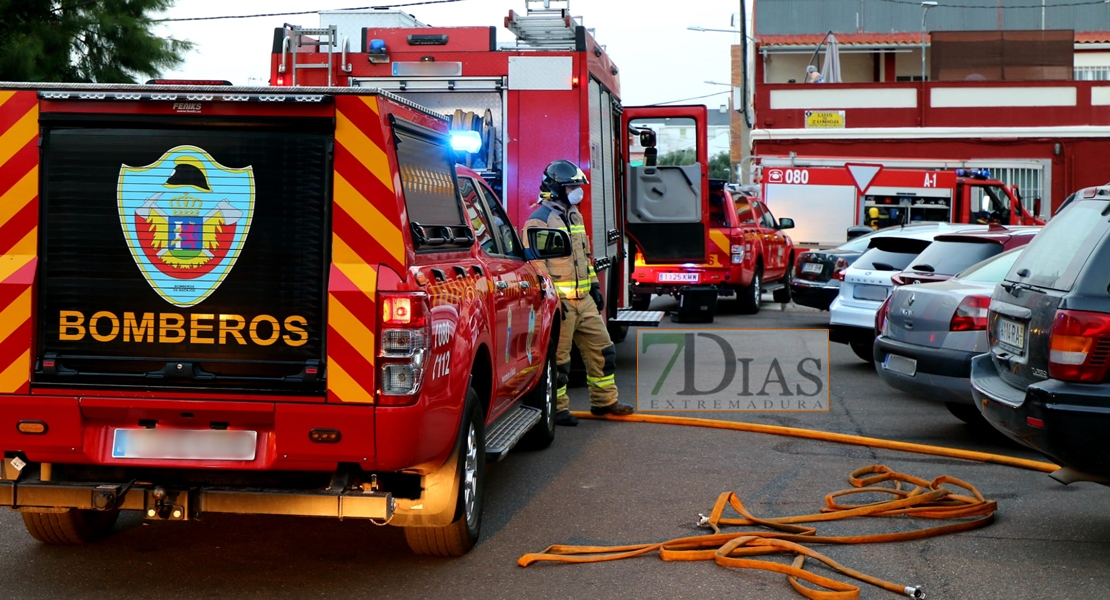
[{"x1": 541, "y1": 160, "x2": 588, "y2": 201}]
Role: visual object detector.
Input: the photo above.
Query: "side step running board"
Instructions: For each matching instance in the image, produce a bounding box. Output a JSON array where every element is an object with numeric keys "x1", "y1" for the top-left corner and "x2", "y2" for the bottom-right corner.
[
  {"x1": 611, "y1": 309, "x2": 665, "y2": 326},
  {"x1": 485, "y1": 404, "x2": 541, "y2": 462}
]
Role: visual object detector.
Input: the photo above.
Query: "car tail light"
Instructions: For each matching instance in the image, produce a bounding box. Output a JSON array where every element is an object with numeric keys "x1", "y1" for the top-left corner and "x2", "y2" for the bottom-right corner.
[
  {"x1": 949, "y1": 295, "x2": 990, "y2": 331},
  {"x1": 1048, "y1": 310, "x2": 1110, "y2": 382},
  {"x1": 876, "y1": 295, "x2": 894, "y2": 336},
  {"x1": 379, "y1": 292, "x2": 431, "y2": 404},
  {"x1": 832, "y1": 258, "x2": 849, "y2": 281},
  {"x1": 891, "y1": 273, "x2": 906, "y2": 286},
  {"x1": 795, "y1": 252, "x2": 811, "y2": 275}
]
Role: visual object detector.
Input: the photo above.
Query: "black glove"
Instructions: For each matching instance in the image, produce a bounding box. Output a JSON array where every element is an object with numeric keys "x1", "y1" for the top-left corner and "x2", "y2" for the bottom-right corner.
[{"x1": 589, "y1": 283, "x2": 604, "y2": 312}]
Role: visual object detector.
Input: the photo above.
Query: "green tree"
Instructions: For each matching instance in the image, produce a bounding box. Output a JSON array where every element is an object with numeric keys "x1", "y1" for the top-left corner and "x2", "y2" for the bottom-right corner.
[
  {"x1": 657, "y1": 150, "x2": 736, "y2": 182},
  {"x1": 709, "y1": 151, "x2": 735, "y2": 182},
  {"x1": 0, "y1": 1, "x2": 193, "y2": 83}
]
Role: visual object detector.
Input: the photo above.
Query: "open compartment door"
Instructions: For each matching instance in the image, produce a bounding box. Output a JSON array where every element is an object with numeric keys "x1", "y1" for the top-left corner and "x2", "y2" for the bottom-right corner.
[{"x1": 622, "y1": 106, "x2": 709, "y2": 263}]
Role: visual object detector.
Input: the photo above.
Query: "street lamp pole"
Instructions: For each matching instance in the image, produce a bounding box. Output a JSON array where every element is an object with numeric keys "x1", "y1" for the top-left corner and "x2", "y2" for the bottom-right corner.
[{"x1": 921, "y1": 2, "x2": 937, "y2": 84}]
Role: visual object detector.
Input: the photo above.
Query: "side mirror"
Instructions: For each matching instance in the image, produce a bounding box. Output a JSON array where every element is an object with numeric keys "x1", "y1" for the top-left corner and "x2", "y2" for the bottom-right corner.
[
  {"x1": 525, "y1": 227, "x2": 572, "y2": 260},
  {"x1": 778, "y1": 217, "x2": 795, "y2": 230}
]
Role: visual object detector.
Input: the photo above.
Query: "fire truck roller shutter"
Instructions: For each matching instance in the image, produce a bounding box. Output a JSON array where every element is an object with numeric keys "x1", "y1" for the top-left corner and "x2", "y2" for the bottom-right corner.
[{"x1": 36, "y1": 114, "x2": 332, "y2": 391}]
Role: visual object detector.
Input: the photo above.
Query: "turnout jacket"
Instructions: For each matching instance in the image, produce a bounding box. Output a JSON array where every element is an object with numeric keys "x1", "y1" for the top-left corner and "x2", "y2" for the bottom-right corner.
[{"x1": 524, "y1": 199, "x2": 598, "y2": 300}]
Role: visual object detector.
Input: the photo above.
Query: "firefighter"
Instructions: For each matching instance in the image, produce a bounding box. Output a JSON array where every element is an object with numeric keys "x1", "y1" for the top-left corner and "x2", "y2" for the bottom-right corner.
[{"x1": 524, "y1": 160, "x2": 634, "y2": 426}]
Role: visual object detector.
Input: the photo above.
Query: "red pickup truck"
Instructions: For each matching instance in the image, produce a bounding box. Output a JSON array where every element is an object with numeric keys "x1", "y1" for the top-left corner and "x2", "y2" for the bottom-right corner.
[
  {"x1": 0, "y1": 83, "x2": 568, "y2": 556},
  {"x1": 631, "y1": 182, "x2": 797, "y2": 315}
]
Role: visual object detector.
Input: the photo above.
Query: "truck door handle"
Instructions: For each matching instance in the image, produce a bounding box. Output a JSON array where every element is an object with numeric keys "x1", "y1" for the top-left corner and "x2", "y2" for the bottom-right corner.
[
  {"x1": 519, "y1": 281, "x2": 530, "y2": 290},
  {"x1": 496, "y1": 281, "x2": 509, "y2": 290}
]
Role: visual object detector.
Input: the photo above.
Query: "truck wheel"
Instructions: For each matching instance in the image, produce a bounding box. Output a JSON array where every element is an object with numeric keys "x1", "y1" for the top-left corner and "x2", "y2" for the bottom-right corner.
[
  {"x1": 736, "y1": 267, "x2": 762, "y2": 314},
  {"x1": 607, "y1": 324, "x2": 629, "y2": 344},
  {"x1": 22, "y1": 509, "x2": 119, "y2": 544},
  {"x1": 518, "y1": 353, "x2": 557, "y2": 451},
  {"x1": 772, "y1": 260, "x2": 793, "y2": 304},
  {"x1": 404, "y1": 389, "x2": 486, "y2": 556},
  {"x1": 631, "y1": 294, "x2": 651, "y2": 311},
  {"x1": 850, "y1": 340, "x2": 875, "y2": 363}
]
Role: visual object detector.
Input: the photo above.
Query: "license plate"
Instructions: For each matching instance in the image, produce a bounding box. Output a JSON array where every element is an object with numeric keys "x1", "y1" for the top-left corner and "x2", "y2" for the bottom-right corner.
[
  {"x1": 112, "y1": 429, "x2": 258, "y2": 461},
  {"x1": 853, "y1": 284, "x2": 889, "y2": 301},
  {"x1": 802, "y1": 262, "x2": 823, "y2": 274},
  {"x1": 997, "y1": 318, "x2": 1026, "y2": 352},
  {"x1": 660, "y1": 272, "x2": 699, "y2": 283},
  {"x1": 883, "y1": 353, "x2": 917, "y2": 376}
]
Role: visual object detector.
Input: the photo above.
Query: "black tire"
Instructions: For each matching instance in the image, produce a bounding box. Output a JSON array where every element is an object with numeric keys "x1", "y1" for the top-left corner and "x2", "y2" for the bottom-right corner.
[
  {"x1": 631, "y1": 294, "x2": 651, "y2": 311},
  {"x1": 946, "y1": 402, "x2": 988, "y2": 426},
  {"x1": 22, "y1": 509, "x2": 119, "y2": 544},
  {"x1": 518, "y1": 352, "x2": 557, "y2": 451},
  {"x1": 772, "y1": 258, "x2": 794, "y2": 304},
  {"x1": 850, "y1": 340, "x2": 875, "y2": 363},
  {"x1": 607, "y1": 324, "x2": 629, "y2": 344},
  {"x1": 405, "y1": 389, "x2": 486, "y2": 556},
  {"x1": 737, "y1": 266, "x2": 763, "y2": 314}
]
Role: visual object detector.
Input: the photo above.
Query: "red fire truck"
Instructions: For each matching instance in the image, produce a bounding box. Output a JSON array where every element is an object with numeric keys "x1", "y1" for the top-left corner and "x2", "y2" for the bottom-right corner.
[
  {"x1": 756, "y1": 160, "x2": 1045, "y2": 248},
  {"x1": 268, "y1": 2, "x2": 721, "y2": 337}
]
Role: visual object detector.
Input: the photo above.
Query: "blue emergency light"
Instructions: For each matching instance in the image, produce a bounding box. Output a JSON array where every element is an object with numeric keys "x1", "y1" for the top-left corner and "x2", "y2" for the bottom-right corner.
[
  {"x1": 450, "y1": 130, "x2": 483, "y2": 154},
  {"x1": 955, "y1": 168, "x2": 991, "y2": 179},
  {"x1": 369, "y1": 39, "x2": 387, "y2": 54}
]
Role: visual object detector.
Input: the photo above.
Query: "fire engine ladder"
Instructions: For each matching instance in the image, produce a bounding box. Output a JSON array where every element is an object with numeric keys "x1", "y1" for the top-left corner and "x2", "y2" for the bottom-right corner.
[
  {"x1": 282, "y1": 25, "x2": 337, "y2": 86},
  {"x1": 506, "y1": 0, "x2": 585, "y2": 49}
]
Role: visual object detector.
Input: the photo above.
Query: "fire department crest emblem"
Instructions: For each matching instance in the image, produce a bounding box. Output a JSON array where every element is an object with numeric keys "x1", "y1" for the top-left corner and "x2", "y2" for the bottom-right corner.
[{"x1": 118, "y1": 145, "x2": 254, "y2": 307}]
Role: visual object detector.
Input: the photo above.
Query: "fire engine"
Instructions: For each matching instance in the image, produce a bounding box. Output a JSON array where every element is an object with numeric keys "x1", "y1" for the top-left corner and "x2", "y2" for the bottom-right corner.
[
  {"x1": 0, "y1": 81, "x2": 576, "y2": 556},
  {"x1": 756, "y1": 159, "x2": 1045, "y2": 248},
  {"x1": 268, "y1": 1, "x2": 722, "y2": 338}
]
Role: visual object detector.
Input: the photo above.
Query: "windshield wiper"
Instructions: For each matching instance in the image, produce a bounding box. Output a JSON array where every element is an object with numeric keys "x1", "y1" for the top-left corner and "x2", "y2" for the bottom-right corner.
[
  {"x1": 910, "y1": 263, "x2": 935, "y2": 272},
  {"x1": 870, "y1": 262, "x2": 897, "y2": 271}
]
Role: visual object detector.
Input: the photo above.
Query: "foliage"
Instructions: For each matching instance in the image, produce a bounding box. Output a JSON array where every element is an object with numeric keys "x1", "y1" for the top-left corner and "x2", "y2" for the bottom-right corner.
[
  {"x1": 0, "y1": 0, "x2": 193, "y2": 83},
  {"x1": 657, "y1": 149, "x2": 736, "y2": 182}
]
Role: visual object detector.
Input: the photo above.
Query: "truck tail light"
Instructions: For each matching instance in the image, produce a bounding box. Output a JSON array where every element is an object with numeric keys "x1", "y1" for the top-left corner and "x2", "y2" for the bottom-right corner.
[
  {"x1": 379, "y1": 293, "x2": 431, "y2": 404},
  {"x1": 949, "y1": 295, "x2": 990, "y2": 331},
  {"x1": 731, "y1": 244, "x2": 745, "y2": 264},
  {"x1": 1048, "y1": 310, "x2": 1110, "y2": 382},
  {"x1": 832, "y1": 258, "x2": 849, "y2": 281},
  {"x1": 876, "y1": 295, "x2": 893, "y2": 336}
]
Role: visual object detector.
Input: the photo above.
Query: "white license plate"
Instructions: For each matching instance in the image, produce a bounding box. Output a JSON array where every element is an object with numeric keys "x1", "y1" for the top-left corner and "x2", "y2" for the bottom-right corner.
[
  {"x1": 997, "y1": 318, "x2": 1026, "y2": 352},
  {"x1": 802, "y1": 262, "x2": 823, "y2": 274},
  {"x1": 112, "y1": 429, "x2": 258, "y2": 461},
  {"x1": 853, "y1": 284, "x2": 889, "y2": 302},
  {"x1": 660, "y1": 273, "x2": 699, "y2": 283},
  {"x1": 883, "y1": 353, "x2": 917, "y2": 376}
]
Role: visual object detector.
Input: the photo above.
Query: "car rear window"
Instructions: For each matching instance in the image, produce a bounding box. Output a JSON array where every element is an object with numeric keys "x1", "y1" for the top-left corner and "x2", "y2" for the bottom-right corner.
[
  {"x1": 1007, "y1": 200, "x2": 1110, "y2": 291},
  {"x1": 854, "y1": 238, "x2": 932, "y2": 271},
  {"x1": 957, "y1": 247, "x2": 1023, "y2": 283},
  {"x1": 906, "y1": 240, "x2": 1002, "y2": 275}
]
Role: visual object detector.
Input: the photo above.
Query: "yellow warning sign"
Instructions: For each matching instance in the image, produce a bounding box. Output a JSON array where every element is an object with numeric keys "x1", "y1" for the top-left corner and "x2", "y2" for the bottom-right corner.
[{"x1": 804, "y1": 110, "x2": 845, "y2": 129}]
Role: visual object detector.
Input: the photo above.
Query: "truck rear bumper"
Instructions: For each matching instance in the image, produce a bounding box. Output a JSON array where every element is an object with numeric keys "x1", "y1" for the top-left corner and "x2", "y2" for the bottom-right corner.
[{"x1": 0, "y1": 476, "x2": 394, "y2": 521}]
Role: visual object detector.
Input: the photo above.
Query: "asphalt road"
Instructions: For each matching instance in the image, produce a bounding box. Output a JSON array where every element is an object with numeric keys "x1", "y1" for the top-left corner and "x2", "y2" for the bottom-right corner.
[{"x1": 2, "y1": 295, "x2": 1109, "y2": 600}]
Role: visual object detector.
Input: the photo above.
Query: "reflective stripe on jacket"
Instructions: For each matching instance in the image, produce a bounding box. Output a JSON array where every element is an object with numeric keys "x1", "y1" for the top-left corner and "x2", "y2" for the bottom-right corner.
[{"x1": 524, "y1": 200, "x2": 598, "y2": 300}]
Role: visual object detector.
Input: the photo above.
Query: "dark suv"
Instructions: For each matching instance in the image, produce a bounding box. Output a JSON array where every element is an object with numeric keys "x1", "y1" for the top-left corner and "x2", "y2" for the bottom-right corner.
[{"x1": 971, "y1": 186, "x2": 1110, "y2": 485}]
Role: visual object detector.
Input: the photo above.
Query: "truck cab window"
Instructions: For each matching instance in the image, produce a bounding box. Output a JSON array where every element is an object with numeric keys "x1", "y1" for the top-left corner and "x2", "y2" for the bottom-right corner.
[
  {"x1": 756, "y1": 201, "x2": 777, "y2": 229},
  {"x1": 459, "y1": 177, "x2": 499, "y2": 256},
  {"x1": 476, "y1": 182, "x2": 525, "y2": 260},
  {"x1": 709, "y1": 191, "x2": 729, "y2": 227},
  {"x1": 735, "y1": 197, "x2": 756, "y2": 224}
]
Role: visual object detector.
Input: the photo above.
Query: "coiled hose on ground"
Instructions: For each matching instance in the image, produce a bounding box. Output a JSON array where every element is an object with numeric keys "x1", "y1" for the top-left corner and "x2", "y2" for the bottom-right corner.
[{"x1": 517, "y1": 412, "x2": 1059, "y2": 600}]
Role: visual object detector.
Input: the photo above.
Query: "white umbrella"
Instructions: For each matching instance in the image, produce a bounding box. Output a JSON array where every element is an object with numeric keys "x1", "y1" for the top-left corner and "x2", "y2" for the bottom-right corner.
[{"x1": 820, "y1": 34, "x2": 842, "y2": 83}]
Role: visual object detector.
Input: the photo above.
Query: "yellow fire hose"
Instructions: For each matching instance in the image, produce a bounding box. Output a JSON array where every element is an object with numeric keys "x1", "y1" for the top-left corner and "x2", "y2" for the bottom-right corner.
[{"x1": 517, "y1": 412, "x2": 1060, "y2": 599}]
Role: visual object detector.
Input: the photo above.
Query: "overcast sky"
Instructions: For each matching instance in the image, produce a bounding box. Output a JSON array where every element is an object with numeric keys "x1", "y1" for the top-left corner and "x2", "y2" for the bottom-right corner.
[{"x1": 155, "y1": 0, "x2": 746, "y2": 107}]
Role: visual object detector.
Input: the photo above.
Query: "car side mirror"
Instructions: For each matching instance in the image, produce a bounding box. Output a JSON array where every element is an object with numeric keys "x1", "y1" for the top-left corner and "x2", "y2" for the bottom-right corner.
[
  {"x1": 778, "y1": 217, "x2": 795, "y2": 230},
  {"x1": 1033, "y1": 198, "x2": 1042, "y2": 216},
  {"x1": 525, "y1": 227, "x2": 572, "y2": 260}
]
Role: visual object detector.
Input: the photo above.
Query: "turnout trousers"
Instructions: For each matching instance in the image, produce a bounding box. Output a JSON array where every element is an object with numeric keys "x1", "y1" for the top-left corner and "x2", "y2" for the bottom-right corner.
[{"x1": 555, "y1": 295, "x2": 618, "y2": 412}]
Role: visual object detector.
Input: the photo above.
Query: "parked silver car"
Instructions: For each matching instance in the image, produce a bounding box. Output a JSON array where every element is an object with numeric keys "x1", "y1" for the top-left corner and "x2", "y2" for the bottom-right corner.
[{"x1": 873, "y1": 247, "x2": 1025, "y2": 424}]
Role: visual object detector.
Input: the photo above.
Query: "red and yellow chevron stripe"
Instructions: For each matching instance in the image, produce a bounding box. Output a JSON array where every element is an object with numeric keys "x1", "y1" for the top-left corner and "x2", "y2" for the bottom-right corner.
[
  {"x1": 0, "y1": 91, "x2": 39, "y2": 396},
  {"x1": 326, "y1": 95, "x2": 407, "y2": 403}
]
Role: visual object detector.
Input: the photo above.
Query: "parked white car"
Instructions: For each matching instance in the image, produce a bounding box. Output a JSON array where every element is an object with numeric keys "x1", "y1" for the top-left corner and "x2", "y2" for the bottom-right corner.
[{"x1": 828, "y1": 224, "x2": 988, "y2": 361}]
